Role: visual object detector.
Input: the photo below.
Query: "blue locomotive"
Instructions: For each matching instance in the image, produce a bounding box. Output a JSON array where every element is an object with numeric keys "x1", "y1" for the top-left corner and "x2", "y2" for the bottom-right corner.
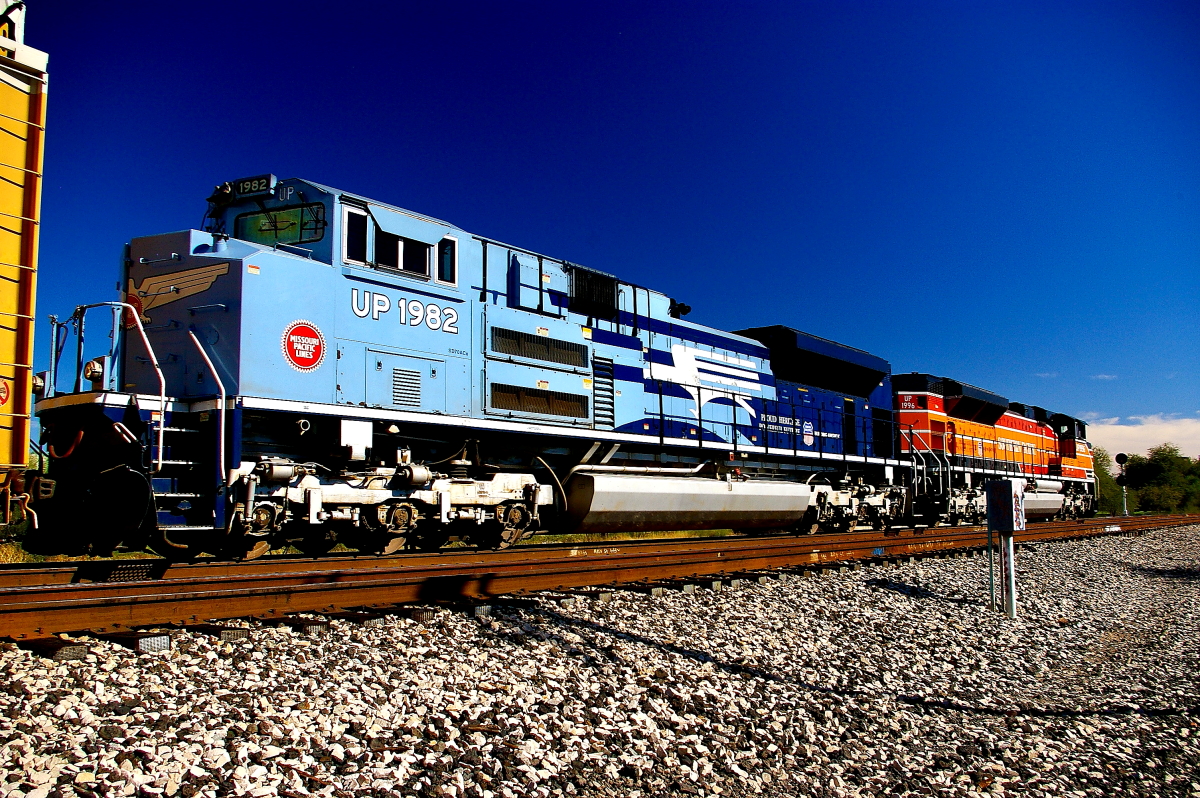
[{"x1": 31, "y1": 175, "x2": 914, "y2": 558}]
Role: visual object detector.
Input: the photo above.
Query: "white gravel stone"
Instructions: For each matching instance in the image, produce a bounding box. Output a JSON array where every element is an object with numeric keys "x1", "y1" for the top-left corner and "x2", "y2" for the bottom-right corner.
[{"x1": 0, "y1": 526, "x2": 1197, "y2": 797}]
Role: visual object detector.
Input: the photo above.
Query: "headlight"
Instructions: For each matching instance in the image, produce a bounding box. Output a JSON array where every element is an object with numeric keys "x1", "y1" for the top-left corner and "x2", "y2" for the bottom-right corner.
[{"x1": 82, "y1": 358, "x2": 105, "y2": 381}]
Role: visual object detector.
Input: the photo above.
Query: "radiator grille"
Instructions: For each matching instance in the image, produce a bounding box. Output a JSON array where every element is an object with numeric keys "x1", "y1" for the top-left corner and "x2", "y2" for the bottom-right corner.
[
  {"x1": 491, "y1": 383, "x2": 589, "y2": 418},
  {"x1": 491, "y1": 327, "x2": 589, "y2": 367},
  {"x1": 592, "y1": 356, "x2": 615, "y2": 429},
  {"x1": 567, "y1": 265, "x2": 618, "y2": 321},
  {"x1": 392, "y1": 368, "x2": 421, "y2": 407}
]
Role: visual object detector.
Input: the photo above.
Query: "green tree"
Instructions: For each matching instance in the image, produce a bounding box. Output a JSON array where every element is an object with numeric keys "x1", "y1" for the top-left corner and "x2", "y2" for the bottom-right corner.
[{"x1": 1122, "y1": 443, "x2": 1200, "y2": 513}]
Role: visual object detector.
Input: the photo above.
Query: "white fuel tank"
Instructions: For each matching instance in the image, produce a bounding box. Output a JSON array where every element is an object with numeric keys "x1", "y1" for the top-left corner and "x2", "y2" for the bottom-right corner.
[
  {"x1": 565, "y1": 474, "x2": 814, "y2": 533},
  {"x1": 1023, "y1": 491, "x2": 1064, "y2": 518}
]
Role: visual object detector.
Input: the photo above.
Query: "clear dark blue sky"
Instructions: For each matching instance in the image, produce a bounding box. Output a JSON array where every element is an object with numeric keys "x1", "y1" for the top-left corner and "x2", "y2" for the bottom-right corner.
[{"x1": 29, "y1": 0, "x2": 1200, "y2": 426}]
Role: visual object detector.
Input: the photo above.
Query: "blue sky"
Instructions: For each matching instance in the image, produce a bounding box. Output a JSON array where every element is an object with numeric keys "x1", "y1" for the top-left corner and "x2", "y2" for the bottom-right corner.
[{"x1": 28, "y1": 1, "x2": 1200, "y2": 452}]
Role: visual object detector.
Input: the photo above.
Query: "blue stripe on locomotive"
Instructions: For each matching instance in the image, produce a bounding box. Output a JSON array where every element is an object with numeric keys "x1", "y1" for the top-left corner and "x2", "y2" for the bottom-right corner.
[{"x1": 120, "y1": 177, "x2": 893, "y2": 460}]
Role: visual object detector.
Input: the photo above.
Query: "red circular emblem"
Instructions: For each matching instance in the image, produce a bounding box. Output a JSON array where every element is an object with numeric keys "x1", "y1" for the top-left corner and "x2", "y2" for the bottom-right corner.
[
  {"x1": 122, "y1": 293, "x2": 144, "y2": 330},
  {"x1": 281, "y1": 320, "x2": 325, "y2": 372},
  {"x1": 0, "y1": 381, "x2": 9, "y2": 408}
]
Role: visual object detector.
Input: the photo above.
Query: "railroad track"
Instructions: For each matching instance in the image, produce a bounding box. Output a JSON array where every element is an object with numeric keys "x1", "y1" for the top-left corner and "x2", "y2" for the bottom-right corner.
[{"x1": 0, "y1": 515, "x2": 1193, "y2": 640}]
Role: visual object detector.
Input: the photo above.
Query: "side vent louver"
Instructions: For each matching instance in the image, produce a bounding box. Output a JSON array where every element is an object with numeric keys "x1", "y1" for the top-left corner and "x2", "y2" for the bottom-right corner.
[
  {"x1": 392, "y1": 368, "x2": 421, "y2": 407},
  {"x1": 592, "y1": 356, "x2": 615, "y2": 429},
  {"x1": 491, "y1": 383, "x2": 589, "y2": 418},
  {"x1": 491, "y1": 327, "x2": 589, "y2": 367}
]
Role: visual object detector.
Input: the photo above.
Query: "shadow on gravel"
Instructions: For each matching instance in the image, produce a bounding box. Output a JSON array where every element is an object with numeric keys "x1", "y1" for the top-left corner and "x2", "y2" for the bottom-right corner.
[
  {"x1": 1122, "y1": 563, "x2": 1200, "y2": 582},
  {"x1": 487, "y1": 605, "x2": 1196, "y2": 724},
  {"x1": 864, "y1": 578, "x2": 979, "y2": 606},
  {"x1": 898, "y1": 695, "x2": 1197, "y2": 720},
  {"x1": 487, "y1": 606, "x2": 854, "y2": 699}
]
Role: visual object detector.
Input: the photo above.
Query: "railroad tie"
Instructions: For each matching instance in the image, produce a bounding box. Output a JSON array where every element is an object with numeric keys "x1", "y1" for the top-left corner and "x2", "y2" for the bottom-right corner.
[
  {"x1": 18, "y1": 638, "x2": 89, "y2": 661},
  {"x1": 100, "y1": 631, "x2": 172, "y2": 654},
  {"x1": 185, "y1": 624, "x2": 250, "y2": 642}
]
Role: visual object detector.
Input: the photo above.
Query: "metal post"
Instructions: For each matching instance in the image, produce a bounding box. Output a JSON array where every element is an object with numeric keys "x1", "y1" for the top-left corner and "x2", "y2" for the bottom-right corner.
[
  {"x1": 1121, "y1": 465, "x2": 1129, "y2": 517},
  {"x1": 1115, "y1": 453, "x2": 1129, "y2": 517},
  {"x1": 985, "y1": 478, "x2": 1024, "y2": 617},
  {"x1": 1000, "y1": 532, "x2": 1017, "y2": 618},
  {"x1": 72, "y1": 311, "x2": 85, "y2": 393},
  {"x1": 987, "y1": 523, "x2": 996, "y2": 610},
  {"x1": 45, "y1": 315, "x2": 58, "y2": 399}
]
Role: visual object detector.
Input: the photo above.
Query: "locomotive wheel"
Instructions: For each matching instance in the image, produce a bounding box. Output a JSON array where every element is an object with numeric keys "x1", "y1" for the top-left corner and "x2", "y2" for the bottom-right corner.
[
  {"x1": 351, "y1": 502, "x2": 416, "y2": 555},
  {"x1": 293, "y1": 531, "x2": 336, "y2": 556},
  {"x1": 147, "y1": 524, "x2": 204, "y2": 562},
  {"x1": 221, "y1": 532, "x2": 272, "y2": 561},
  {"x1": 824, "y1": 515, "x2": 855, "y2": 534},
  {"x1": 492, "y1": 502, "x2": 533, "y2": 549},
  {"x1": 379, "y1": 534, "x2": 409, "y2": 555},
  {"x1": 410, "y1": 522, "x2": 450, "y2": 551},
  {"x1": 793, "y1": 508, "x2": 820, "y2": 535},
  {"x1": 81, "y1": 465, "x2": 155, "y2": 557},
  {"x1": 459, "y1": 504, "x2": 526, "y2": 550}
]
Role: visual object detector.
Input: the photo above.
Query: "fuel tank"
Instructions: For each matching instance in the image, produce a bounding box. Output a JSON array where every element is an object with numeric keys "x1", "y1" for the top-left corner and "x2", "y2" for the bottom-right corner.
[
  {"x1": 565, "y1": 473, "x2": 814, "y2": 533},
  {"x1": 1023, "y1": 490, "x2": 1064, "y2": 518}
]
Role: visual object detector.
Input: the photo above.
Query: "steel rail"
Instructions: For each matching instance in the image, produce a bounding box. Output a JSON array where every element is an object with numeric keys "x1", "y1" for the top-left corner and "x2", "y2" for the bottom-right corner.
[
  {"x1": 0, "y1": 514, "x2": 1193, "y2": 639},
  {"x1": 0, "y1": 515, "x2": 1183, "y2": 589}
]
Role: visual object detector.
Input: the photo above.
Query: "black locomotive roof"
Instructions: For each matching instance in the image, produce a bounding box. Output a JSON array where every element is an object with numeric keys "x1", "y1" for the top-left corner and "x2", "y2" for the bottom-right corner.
[
  {"x1": 735, "y1": 325, "x2": 890, "y2": 399},
  {"x1": 891, "y1": 373, "x2": 1009, "y2": 425}
]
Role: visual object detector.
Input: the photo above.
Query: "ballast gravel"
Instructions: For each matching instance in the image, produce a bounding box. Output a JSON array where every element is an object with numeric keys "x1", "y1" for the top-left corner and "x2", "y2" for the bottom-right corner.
[{"x1": 0, "y1": 525, "x2": 1198, "y2": 798}]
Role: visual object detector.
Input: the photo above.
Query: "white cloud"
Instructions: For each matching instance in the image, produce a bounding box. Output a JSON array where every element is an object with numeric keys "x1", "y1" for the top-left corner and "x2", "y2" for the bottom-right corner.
[
  {"x1": 1091, "y1": 374, "x2": 1118, "y2": 380},
  {"x1": 1034, "y1": 372, "x2": 1058, "y2": 378},
  {"x1": 1086, "y1": 415, "x2": 1200, "y2": 459}
]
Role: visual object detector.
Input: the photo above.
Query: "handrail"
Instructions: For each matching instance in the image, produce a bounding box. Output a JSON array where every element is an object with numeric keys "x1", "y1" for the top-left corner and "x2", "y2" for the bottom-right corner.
[
  {"x1": 70, "y1": 302, "x2": 167, "y2": 473},
  {"x1": 568, "y1": 462, "x2": 712, "y2": 477},
  {"x1": 187, "y1": 331, "x2": 226, "y2": 488}
]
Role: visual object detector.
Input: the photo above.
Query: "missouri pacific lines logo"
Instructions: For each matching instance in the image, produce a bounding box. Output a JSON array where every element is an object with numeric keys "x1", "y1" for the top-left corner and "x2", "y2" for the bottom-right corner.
[{"x1": 281, "y1": 320, "x2": 326, "y2": 372}]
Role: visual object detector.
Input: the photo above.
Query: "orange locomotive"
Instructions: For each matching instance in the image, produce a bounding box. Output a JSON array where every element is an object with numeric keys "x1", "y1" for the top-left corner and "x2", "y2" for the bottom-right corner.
[{"x1": 891, "y1": 374, "x2": 1096, "y2": 525}]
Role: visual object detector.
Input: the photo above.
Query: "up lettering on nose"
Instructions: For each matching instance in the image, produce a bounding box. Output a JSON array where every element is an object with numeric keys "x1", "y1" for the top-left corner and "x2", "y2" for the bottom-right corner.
[{"x1": 372, "y1": 293, "x2": 391, "y2": 320}]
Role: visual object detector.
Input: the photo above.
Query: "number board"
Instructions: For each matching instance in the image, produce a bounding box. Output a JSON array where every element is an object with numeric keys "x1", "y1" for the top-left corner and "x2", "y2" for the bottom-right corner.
[{"x1": 233, "y1": 174, "x2": 278, "y2": 198}]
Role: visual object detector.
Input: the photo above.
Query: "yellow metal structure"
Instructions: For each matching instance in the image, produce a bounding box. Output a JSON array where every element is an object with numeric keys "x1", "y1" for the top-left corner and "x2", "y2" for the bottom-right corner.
[{"x1": 0, "y1": 7, "x2": 44, "y2": 476}]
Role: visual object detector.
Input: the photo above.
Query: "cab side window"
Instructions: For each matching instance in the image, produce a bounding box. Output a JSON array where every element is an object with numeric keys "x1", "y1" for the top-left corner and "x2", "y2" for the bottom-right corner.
[
  {"x1": 343, "y1": 206, "x2": 452, "y2": 284},
  {"x1": 437, "y1": 237, "x2": 457, "y2": 284},
  {"x1": 403, "y1": 240, "x2": 430, "y2": 276},
  {"x1": 375, "y1": 229, "x2": 400, "y2": 269},
  {"x1": 344, "y1": 209, "x2": 368, "y2": 263}
]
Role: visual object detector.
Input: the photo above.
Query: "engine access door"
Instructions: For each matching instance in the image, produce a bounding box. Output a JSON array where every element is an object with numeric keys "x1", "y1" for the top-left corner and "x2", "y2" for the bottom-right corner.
[{"x1": 366, "y1": 350, "x2": 467, "y2": 414}]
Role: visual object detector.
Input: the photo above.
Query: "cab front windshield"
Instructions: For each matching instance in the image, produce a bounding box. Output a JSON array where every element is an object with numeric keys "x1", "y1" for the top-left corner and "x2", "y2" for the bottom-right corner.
[{"x1": 234, "y1": 203, "x2": 326, "y2": 246}]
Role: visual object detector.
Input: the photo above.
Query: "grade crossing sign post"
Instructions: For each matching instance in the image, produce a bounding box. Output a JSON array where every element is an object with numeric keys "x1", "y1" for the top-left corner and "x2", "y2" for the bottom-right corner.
[{"x1": 985, "y1": 479, "x2": 1026, "y2": 619}]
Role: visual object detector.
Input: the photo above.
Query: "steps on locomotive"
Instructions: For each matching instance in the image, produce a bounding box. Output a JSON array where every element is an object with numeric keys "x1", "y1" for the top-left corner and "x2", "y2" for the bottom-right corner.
[
  {"x1": 148, "y1": 425, "x2": 203, "y2": 468},
  {"x1": 147, "y1": 417, "x2": 217, "y2": 531}
]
